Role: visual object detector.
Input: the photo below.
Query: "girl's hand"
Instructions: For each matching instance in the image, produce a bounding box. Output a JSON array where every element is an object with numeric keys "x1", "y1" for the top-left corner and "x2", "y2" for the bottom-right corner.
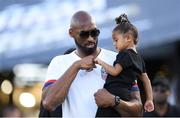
[
  {"x1": 94, "y1": 58, "x2": 101, "y2": 65},
  {"x1": 144, "y1": 100, "x2": 154, "y2": 112}
]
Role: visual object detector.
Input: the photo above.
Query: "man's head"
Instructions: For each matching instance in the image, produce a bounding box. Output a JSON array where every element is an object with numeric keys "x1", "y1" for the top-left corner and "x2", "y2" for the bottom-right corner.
[
  {"x1": 69, "y1": 11, "x2": 100, "y2": 55},
  {"x1": 152, "y1": 77, "x2": 171, "y2": 104}
]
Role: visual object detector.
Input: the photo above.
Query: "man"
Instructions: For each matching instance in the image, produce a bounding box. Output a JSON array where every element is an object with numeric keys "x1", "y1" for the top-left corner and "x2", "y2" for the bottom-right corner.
[
  {"x1": 42, "y1": 11, "x2": 142, "y2": 117},
  {"x1": 144, "y1": 77, "x2": 180, "y2": 117}
]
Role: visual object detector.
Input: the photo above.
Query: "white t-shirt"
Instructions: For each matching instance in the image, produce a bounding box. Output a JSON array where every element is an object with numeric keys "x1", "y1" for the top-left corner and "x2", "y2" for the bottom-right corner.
[{"x1": 44, "y1": 48, "x2": 117, "y2": 118}]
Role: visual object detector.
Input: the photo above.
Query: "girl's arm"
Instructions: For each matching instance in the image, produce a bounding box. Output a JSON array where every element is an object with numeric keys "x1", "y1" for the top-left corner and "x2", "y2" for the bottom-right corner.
[
  {"x1": 95, "y1": 58, "x2": 123, "y2": 76},
  {"x1": 139, "y1": 73, "x2": 153, "y2": 101},
  {"x1": 139, "y1": 73, "x2": 154, "y2": 112}
]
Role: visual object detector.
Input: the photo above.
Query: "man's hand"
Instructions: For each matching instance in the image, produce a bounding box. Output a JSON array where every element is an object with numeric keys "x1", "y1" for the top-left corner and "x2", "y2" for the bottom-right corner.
[
  {"x1": 76, "y1": 55, "x2": 96, "y2": 71},
  {"x1": 94, "y1": 89, "x2": 115, "y2": 108}
]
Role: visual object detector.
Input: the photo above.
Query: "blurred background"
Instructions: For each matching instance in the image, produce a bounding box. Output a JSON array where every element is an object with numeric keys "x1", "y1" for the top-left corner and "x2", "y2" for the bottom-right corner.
[{"x1": 0, "y1": 0, "x2": 180, "y2": 117}]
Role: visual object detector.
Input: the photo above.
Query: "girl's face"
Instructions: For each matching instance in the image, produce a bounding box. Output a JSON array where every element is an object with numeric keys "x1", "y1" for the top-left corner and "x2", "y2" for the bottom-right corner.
[{"x1": 112, "y1": 31, "x2": 128, "y2": 51}]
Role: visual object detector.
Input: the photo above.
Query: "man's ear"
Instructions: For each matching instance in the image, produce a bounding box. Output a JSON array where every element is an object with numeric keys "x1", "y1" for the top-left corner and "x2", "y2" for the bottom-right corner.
[{"x1": 69, "y1": 28, "x2": 74, "y2": 38}]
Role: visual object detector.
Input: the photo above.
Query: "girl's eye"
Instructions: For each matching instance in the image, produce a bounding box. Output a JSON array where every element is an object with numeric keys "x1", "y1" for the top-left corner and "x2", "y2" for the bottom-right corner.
[{"x1": 114, "y1": 39, "x2": 117, "y2": 42}]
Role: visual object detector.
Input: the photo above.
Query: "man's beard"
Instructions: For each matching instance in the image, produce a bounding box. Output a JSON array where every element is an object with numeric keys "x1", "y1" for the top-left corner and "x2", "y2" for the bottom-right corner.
[
  {"x1": 155, "y1": 98, "x2": 167, "y2": 105},
  {"x1": 75, "y1": 39, "x2": 98, "y2": 55}
]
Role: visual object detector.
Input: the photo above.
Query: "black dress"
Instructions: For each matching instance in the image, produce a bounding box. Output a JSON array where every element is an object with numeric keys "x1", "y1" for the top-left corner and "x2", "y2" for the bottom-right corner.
[{"x1": 96, "y1": 49, "x2": 146, "y2": 117}]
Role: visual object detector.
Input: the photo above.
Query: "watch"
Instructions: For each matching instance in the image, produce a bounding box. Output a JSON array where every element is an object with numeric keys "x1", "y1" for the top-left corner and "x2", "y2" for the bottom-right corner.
[{"x1": 114, "y1": 96, "x2": 121, "y2": 107}]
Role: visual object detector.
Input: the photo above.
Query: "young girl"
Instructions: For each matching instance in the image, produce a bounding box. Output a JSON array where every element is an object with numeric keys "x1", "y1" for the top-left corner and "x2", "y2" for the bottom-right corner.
[{"x1": 95, "y1": 14, "x2": 154, "y2": 116}]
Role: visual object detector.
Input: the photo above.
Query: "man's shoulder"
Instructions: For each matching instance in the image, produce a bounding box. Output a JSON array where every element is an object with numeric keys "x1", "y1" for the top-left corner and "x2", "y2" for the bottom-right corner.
[
  {"x1": 51, "y1": 55, "x2": 64, "y2": 62},
  {"x1": 99, "y1": 48, "x2": 117, "y2": 64},
  {"x1": 50, "y1": 52, "x2": 75, "y2": 63},
  {"x1": 101, "y1": 48, "x2": 117, "y2": 55}
]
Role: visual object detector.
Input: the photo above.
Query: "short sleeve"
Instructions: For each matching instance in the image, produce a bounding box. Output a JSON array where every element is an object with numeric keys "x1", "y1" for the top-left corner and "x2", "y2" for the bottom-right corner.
[
  {"x1": 114, "y1": 51, "x2": 132, "y2": 69},
  {"x1": 43, "y1": 56, "x2": 63, "y2": 89},
  {"x1": 131, "y1": 80, "x2": 139, "y2": 91}
]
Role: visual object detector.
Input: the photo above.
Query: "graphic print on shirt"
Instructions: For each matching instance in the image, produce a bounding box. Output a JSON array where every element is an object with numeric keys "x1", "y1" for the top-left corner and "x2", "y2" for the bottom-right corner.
[{"x1": 101, "y1": 67, "x2": 107, "y2": 80}]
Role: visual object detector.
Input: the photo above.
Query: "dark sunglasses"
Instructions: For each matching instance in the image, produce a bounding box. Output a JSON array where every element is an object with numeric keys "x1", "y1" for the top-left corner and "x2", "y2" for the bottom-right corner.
[{"x1": 79, "y1": 28, "x2": 100, "y2": 39}]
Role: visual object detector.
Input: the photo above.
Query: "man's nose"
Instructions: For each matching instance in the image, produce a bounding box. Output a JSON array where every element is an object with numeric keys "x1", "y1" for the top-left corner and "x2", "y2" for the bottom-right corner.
[{"x1": 86, "y1": 35, "x2": 96, "y2": 42}]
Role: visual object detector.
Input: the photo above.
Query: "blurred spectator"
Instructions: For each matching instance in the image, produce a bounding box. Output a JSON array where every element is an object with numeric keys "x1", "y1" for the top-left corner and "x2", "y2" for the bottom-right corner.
[
  {"x1": 63, "y1": 48, "x2": 76, "y2": 55},
  {"x1": 143, "y1": 77, "x2": 180, "y2": 117},
  {"x1": 2, "y1": 105, "x2": 22, "y2": 117}
]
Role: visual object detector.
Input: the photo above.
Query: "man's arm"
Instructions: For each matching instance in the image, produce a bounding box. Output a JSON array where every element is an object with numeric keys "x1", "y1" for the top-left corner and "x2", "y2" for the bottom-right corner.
[
  {"x1": 115, "y1": 91, "x2": 143, "y2": 116},
  {"x1": 94, "y1": 89, "x2": 143, "y2": 116},
  {"x1": 42, "y1": 56, "x2": 95, "y2": 111}
]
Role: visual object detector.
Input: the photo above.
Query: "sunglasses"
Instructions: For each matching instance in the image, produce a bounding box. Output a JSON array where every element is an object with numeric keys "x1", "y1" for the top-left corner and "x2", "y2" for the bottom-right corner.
[{"x1": 79, "y1": 28, "x2": 100, "y2": 39}]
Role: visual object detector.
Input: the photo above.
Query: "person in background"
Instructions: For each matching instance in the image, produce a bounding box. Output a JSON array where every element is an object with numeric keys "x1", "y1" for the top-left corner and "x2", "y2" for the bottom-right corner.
[
  {"x1": 144, "y1": 77, "x2": 180, "y2": 117},
  {"x1": 63, "y1": 48, "x2": 76, "y2": 55},
  {"x1": 2, "y1": 105, "x2": 22, "y2": 117}
]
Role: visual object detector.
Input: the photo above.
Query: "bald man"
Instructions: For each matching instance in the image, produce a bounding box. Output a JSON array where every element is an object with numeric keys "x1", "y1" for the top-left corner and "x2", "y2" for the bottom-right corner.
[{"x1": 42, "y1": 11, "x2": 142, "y2": 117}]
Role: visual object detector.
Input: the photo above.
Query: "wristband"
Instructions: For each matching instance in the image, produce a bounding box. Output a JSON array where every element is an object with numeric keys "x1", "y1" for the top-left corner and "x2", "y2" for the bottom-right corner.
[{"x1": 114, "y1": 96, "x2": 120, "y2": 107}]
